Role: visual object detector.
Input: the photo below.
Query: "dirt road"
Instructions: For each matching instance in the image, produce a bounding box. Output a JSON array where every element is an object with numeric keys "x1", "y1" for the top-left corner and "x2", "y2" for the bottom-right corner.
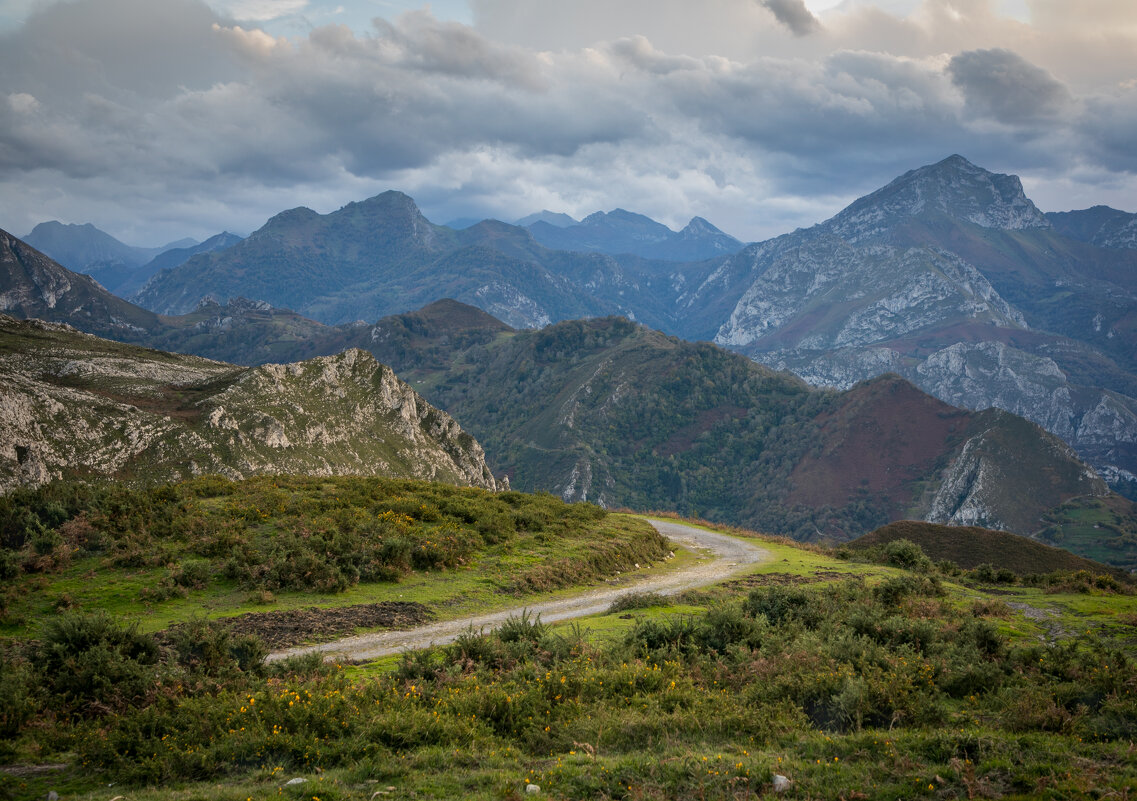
[{"x1": 266, "y1": 518, "x2": 771, "y2": 663}]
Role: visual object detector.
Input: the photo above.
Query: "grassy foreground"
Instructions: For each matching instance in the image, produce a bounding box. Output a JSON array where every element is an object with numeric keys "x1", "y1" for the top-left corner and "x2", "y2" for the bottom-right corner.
[
  {"x1": 2, "y1": 494, "x2": 1136, "y2": 800},
  {"x1": 0, "y1": 475, "x2": 668, "y2": 639}
]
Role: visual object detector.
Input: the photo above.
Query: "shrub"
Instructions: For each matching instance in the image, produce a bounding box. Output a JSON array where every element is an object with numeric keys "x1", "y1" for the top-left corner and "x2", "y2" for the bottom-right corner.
[
  {"x1": 163, "y1": 618, "x2": 267, "y2": 677},
  {"x1": 695, "y1": 603, "x2": 762, "y2": 653},
  {"x1": 34, "y1": 610, "x2": 160, "y2": 715},
  {"x1": 873, "y1": 574, "x2": 943, "y2": 606},
  {"x1": 743, "y1": 585, "x2": 823, "y2": 629},
  {"x1": 882, "y1": 538, "x2": 932, "y2": 571},
  {"x1": 971, "y1": 563, "x2": 1018, "y2": 584},
  {"x1": 496, "y1": 610, "x2": 546, "y2": 644},
  {"x1": 0, "y1": 652, "x2": 35, "y2": 740},
  {"x1": 607, "y1": 591, "x2": 670, "y2": 613}
]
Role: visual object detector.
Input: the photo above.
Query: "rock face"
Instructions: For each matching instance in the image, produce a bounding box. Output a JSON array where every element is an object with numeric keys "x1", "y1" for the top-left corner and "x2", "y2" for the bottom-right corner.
[{"x1": 0, "y1": 315, "x2": 498, "y2": 494}]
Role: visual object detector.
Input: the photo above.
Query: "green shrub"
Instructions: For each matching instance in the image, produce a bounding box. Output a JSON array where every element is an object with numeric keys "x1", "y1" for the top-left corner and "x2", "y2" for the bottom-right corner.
[
  {"x1": 882, "y1": 538, "x2": 932, "y2": 571},
  {"x1": 34, "y1": 610, "x2": 160, "y2": 715},
  {"x1": 607, "y1": 591, "x2": 670, "y2": 613},
  {"x1": 163, "y1": 618, "x2": 267, "y2": 677},
  {"x1": 743, "y1": 585, "x2": 823, "y2": 628},
  {"x1": 0, "y1": 652, "x2": 35, "y2": 741},
  {"x1": 873, "y1": 574, "x2": 943, "y2": 606},
  {"x1": 496, "y1": 610, "x2": 546, "y2": 644}
]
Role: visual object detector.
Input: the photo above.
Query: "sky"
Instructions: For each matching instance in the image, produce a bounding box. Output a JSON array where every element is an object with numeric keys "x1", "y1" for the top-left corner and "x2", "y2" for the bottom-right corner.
[{"x1": 0, "y1": 0, "x2": 1135, "y2": 246}]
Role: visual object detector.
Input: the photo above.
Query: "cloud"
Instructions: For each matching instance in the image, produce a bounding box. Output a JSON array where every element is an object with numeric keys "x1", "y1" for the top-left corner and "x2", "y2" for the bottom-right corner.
[
  {"x1": 947, "y1": 48, "x2": 1070, "y2": 123},
  {"x1": 0, "y1": 0, "x2": 1135, "y2": 246},
  {"x1": 759, "y1": 0, "x2": 821, "y2": 36}
]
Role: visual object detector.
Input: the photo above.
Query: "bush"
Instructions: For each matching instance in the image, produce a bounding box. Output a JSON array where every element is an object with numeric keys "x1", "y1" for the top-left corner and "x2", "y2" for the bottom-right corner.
[
  {"x1": 34, "y1": 611, "x2": 160, "y2": 715},
  {"x1": 971, "y1": 563, "x2": 1017, "y2": 584},
  {"x1": 496, "y1": 610, "x2": 546, "y2": 644},
  {"x1": 607, "y1": 591, "x2": 670, "y2": 613},
  {"x1": 882, "y1": 538, "x2": 932, "y2": 571},
  {"x1": 163, "y1": 618, "x2": 267, "y2": 677},
  {"x1": 0, "y1": 652, "x2": 35, "y2": 740},
  {"x1": 873, "y1": 574, "x2": 943, "y2": 606},
  {"x1": 743, "y1": 585, "x2": 823, "y2": 629}
]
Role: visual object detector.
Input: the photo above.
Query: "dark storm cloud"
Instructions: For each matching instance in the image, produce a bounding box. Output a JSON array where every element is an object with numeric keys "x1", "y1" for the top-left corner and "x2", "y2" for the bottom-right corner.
[
  {"x1": 947, "y1": 48, "x2": 1071, "y2": 124},
  {"x1": 0, "y1": 0, "x2": 238, "y2": 103},
  {"x1": 759, "y1": 0, "x2": 820, "y2": 37}
]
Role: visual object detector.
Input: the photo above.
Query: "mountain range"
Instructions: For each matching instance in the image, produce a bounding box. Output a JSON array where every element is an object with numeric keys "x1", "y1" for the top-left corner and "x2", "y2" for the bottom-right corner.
[
  {"x1": 22, "y1": 221, "x2": 242, "y2": 297},
  {"x1": 119, "y1": 156, "x2": 1137, "y2": 500},
  {"x1": 2, "y1": 222, "x2": 1134, "y2": 565},
  {"x1": 4, "y1": 154, "x2": 1137, "y2": 565},
  {"x1": 523, "y1": 208, "x2": 744, "y2": 261}
]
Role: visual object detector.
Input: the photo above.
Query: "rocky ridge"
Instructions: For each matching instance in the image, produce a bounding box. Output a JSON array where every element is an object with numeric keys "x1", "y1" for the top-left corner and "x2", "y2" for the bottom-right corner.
[{"x1": 0, "y1": 315, "x2": 498, "y2": 494}]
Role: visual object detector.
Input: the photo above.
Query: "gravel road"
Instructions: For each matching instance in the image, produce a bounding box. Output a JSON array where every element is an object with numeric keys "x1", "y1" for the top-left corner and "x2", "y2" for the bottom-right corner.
[{"x1": 266, "y1": 518, "x2": 771, "y2": 664}]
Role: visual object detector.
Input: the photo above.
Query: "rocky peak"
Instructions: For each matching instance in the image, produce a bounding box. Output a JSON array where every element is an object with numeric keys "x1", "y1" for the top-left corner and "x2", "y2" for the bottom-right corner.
[{"x1": 826, "y1": 155, "x2": 1051, "y2": 242}]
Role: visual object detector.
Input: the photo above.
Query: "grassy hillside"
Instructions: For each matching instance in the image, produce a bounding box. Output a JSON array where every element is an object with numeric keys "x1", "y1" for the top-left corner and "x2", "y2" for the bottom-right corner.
[
  {"x1": 0, "y1": 475, "x2": 667, "y2": 639},
  {"x1": 2, "y1": 509, "x2": 1134, "y2": 800},
  {"x1": 1036, "y1": 495, "x2": 1137, "y2": 573},
  {"x1": 847, "y1": 520, "x2": 1125, "y2": 576}
]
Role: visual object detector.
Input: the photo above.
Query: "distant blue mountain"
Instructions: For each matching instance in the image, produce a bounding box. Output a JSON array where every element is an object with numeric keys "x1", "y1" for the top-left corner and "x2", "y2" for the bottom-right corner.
[{"x1": 525, "y1": 208, "x2": 744, "y2": 261}]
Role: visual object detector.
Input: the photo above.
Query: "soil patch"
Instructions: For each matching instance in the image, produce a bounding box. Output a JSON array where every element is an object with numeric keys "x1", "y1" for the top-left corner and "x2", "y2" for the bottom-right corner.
[
  {"x1": 723, "y1": 571, "x2": 855, "y2": 589},
  {"x1": 0, "y1": 763, "x2": 68, "y2": 778},
  {"x1": 169, "y1": 602, "x2": 434, "y2": 649}
]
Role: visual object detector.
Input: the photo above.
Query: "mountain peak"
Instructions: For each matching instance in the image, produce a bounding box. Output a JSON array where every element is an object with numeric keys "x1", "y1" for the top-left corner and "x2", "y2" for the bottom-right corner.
[
  {"x1": 516, "y1": 210, "x2": 577, "y2": 228},
  {"x1": 827, "y1": 155, "x2": 1050, "y2": 242}
]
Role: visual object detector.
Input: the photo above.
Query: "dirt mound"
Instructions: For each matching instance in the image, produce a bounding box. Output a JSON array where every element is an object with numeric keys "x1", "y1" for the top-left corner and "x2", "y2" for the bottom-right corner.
[{"x1": 186, "y1": 602, "x2": 435, "y2": 649}]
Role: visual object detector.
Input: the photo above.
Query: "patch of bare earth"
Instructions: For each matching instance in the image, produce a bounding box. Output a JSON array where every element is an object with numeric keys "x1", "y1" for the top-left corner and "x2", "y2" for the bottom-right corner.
[
  {"x1": 724, "y1": 570, "x2": 856, "y2": 588},
  {"x1": 167, "y1": 602, "x2": 434, "y2": 649}
]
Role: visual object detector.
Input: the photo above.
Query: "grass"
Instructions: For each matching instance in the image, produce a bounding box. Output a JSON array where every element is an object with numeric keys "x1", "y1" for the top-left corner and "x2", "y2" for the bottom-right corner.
[
  {"x1": 0, "y1": 477, "x2": 669, "y2": 642},
  {"x1": 3, "y1": 503, "x2": 1136, "y2": 801}
]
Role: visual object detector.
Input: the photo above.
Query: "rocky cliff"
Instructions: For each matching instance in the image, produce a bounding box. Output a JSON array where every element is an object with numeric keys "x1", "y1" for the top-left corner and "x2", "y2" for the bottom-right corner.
[{"x1": 0, "y1": 315, "x2": 498, "y2": 494}]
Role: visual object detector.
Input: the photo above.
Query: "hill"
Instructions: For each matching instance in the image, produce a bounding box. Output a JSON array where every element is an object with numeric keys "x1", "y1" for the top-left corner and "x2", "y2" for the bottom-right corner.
[
  {"x1": 0, "y1": 314, "x2": 498, "y2": 493},
  {"x1": 21, "y1": 221, "x2": 191, "y2": 297},
  {"x1": 0, "y1": 228, "x2": 164, "y2": 339},
  {"x1": 121, "y1": 160, "x2": 1137, "y2": 500},
  {"x1": 704, "y1": 156, "x2": 1137, "y2": 499},
  {"x1": 359, "y1": 304, "x2": 1110, "y2": 546},
  {"x1": 847, "y1": 519, "x2": 1123, "y2": 576}
]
